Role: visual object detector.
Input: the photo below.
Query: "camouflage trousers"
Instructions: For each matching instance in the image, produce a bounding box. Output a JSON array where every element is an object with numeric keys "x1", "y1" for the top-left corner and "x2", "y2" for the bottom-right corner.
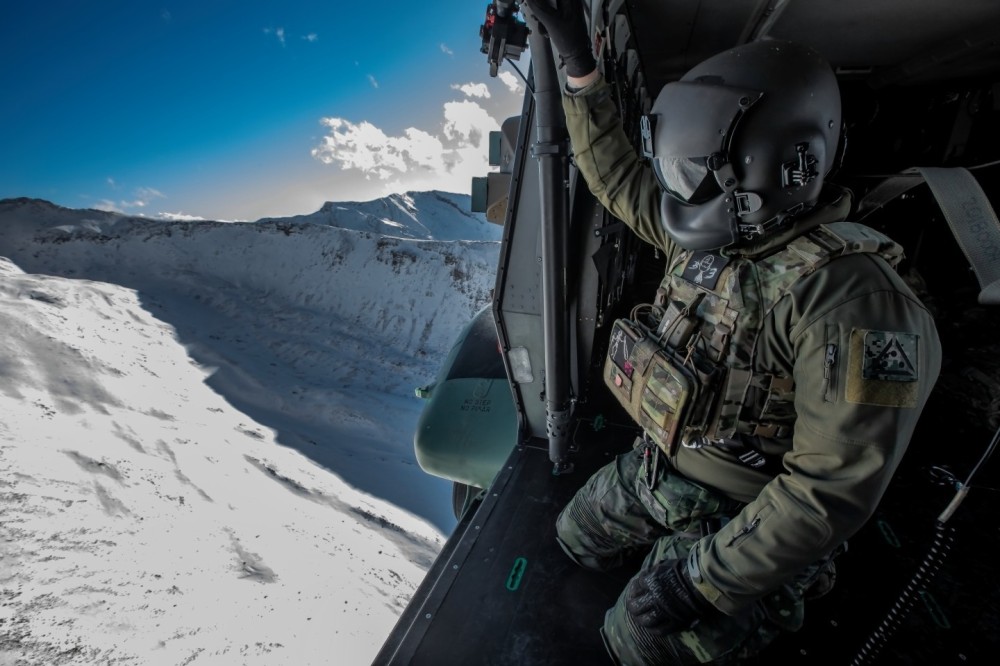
[{"x1": 556, "y1": 446, "x2": 825, "y2": 665}]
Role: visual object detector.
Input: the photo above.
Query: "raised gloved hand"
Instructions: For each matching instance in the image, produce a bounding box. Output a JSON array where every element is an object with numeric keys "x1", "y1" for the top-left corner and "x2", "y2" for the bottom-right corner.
[
  {"x1": 521, "y1": 0, "x2": 596, "y2": 77},
  {"x1": 625, "y1": 558, "x2": 714, "y2": 634}
]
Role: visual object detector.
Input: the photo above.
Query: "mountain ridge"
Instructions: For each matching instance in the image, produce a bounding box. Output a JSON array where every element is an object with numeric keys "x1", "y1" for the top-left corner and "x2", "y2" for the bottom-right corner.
[{"x1": 0, "y1": 190, "x2": 501, "y2": 244}]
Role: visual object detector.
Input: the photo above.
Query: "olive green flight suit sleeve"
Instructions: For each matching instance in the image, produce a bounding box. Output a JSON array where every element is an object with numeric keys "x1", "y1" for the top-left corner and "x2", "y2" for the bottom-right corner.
[
  {"x1": 689, "y1": 253, "x2": 943, "y2": 615},
  {"x1": 562, "y1": 77, "x2": 678, "y2": 257}
]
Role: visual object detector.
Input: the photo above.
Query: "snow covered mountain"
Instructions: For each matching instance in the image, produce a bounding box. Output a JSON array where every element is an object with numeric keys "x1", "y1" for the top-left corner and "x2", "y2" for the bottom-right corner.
[
  {"x1": 0, "y1": 193, "x2": 501, "y2": 665},
  {"x1": 258, "y1": 191, "x2": 501, "y2": 242}
]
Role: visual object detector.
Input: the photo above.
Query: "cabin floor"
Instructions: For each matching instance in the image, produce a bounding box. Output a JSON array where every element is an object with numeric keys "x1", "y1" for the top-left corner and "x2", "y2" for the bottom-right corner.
[
  {"x1": 377, "y1": 383, "x2": 998, "y2": 665},
  {"x1": 373, "y1": 421, "x2": 635, "y2": 666}
]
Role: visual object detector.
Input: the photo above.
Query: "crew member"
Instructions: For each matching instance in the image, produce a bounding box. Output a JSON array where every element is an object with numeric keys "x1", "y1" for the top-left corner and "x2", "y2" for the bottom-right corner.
[{"x1": 522, "y1": 2, "x2": 942, "y2": 663}]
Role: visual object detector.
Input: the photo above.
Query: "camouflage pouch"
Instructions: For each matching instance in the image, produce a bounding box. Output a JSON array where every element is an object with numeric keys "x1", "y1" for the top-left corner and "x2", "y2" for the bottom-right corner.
[{"x1": 604, "y1": 318, "x2": 698, "y2": 455}]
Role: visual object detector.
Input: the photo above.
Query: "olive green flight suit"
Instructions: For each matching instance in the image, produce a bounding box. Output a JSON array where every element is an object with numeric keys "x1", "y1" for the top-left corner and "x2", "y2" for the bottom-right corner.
[{"x1": 555, "y1": 77, "x2": 943, "y2": 664}]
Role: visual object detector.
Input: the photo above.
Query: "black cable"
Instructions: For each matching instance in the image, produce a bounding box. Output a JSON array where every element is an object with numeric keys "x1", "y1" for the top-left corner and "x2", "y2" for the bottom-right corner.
[
  {"x1": 850, "y1": 422, "x2": 999, "y2": 664},
  {"x1": 505, "y1": 57, "x2": 534, "y2": 94},
  {"x1": 961, "y1": 421, "x2": 1000, "y2": 489},
  {"x1": 850, "y1": 521, "x2": 955, "y2": 665}
]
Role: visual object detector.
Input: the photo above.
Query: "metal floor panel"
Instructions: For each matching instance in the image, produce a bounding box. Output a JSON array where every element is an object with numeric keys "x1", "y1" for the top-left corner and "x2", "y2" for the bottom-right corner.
[{"x1": 374, "y1": 422, "x2": 638, "y2": 666}]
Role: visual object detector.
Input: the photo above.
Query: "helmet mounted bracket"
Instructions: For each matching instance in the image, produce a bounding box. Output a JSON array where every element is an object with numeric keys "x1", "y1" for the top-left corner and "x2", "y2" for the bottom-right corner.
[
  {"x1": 781, "y1": 142, "x2": 820, "y2": 188},
  {"x1": 709, "y1": 152, "x2": 764, "y2": 222},
  {"x1": 733, "y1": 141, "x2": 819, "y2": 241},
  {"x1": 640, "y1": 114, "x2": 656, "y2": 159},
  {"x1": 714, "y1": 92, "x2": 767, "y2": 220}
]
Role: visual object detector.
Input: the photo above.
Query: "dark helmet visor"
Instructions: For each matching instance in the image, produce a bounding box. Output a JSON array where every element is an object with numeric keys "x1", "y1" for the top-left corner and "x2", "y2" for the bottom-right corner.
[
  {"x1": 647, "y1": 82, "x2": 763, "y2": 203},
  {"x1": 652, "y1": 156, "x2": 722, "y2": 205}
]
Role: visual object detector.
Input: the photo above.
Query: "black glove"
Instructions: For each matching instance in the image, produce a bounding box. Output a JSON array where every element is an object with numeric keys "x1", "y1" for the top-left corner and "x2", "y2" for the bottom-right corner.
[
  {"x1": 521, "y1": 0, "x2": 596, "y2": 77},
  {"x1": 625, "y1": 558, "x2": 714, "y2": 635}
]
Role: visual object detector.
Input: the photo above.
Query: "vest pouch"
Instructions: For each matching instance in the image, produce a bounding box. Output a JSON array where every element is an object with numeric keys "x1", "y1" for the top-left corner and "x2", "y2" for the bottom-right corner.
[
  {"x1": 605, "y1": 318, "x2": 644, "y2": 405},
  {"x1": 638, "y1": 350, "x2": 698, "y2": 454},
  {"x1": 604, "y1": 319, "x2": 698, "y2": 455},
  {"x1": 656, "y1": 299, "x2": 699, "y2": 349}
]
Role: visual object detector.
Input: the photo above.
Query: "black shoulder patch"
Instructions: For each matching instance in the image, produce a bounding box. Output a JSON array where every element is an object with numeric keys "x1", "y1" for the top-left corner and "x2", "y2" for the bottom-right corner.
[{"x1": 680, "y1": 251, "x2": 730, "y2": 290}]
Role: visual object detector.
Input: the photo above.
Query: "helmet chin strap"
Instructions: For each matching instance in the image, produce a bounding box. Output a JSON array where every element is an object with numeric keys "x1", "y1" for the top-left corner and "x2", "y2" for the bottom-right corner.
[{"x1": 709, "y1": 155, "x2": 771, "y2": 244}]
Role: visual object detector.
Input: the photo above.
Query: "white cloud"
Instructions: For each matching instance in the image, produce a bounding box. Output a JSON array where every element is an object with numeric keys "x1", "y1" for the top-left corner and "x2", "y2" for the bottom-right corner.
[
  {"x1": 303, "y1": 33, "x2": 318, "y2": 42},
  {"x1": 156, "y1": 211, "x2": 207, "y2": 222},
  {"x1": 311, "y1": 119, "x2": 446, "y2": 181},
  {"x1": 307, "y1": 72, "x2": 527, "y2": 200},
  {"x1": 93, "y1": 199, "x2": 123, "y2": 213},
  {"x1": 440, "y1": 43, "x2": 454, "y2": 56},
  {"x1": 93, "y1": 186, "x2": 166, "y2": 214},
  {"x1": 264, "y1": 27, "x2": 286, "y2": 46},
  {"x1": 498, "y1": 70, "x2": 523, "y2": 94},
  {"x1": 451, "y1": 83, "x2": 491, "y2": 99},
  {"x1": 311, "y1": 97, "x2": 502, "y2": 195},
  {"x1": 135, "y1": 187, "x2": 165, "y2": 202},
  {"x1": 442, "y1": 100, "x2": 496, "y2": 149},
  {"x1": 368, "y1": 74, "x2": 379, "y2": 89}
]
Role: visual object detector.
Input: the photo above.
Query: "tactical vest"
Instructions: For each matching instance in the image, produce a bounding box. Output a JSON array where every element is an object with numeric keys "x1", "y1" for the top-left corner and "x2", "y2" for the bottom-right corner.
[{"x1": 603, "y1": 222, "x2": 904, "y2": 462}]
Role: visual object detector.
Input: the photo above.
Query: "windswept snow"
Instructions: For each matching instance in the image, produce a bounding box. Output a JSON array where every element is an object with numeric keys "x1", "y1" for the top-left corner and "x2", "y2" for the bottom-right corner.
[
  {"x1": 0, "y1": 193, "x2": 500, "y2": 665},
  {"x1": 258, "y1": 191, "x2": 502, "y2": 243}
]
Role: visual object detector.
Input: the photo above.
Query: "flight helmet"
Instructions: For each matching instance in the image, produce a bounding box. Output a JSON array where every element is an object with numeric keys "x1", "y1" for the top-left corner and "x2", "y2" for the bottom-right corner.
[{"x1": 642, "y1": 39, "x2": 842, "y2": 250}]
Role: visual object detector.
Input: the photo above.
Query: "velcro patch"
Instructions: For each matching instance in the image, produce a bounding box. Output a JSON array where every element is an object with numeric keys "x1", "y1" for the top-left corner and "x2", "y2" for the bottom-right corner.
[
  {"x1": 846, "y1": 329, "x2": 919, "y2": 407},
  {"x1": 862, "y1": 330, "x2": 919, "y2": 381},
  {"x1": 681, "y1": 251, "x2": 730, "y2": 290}
]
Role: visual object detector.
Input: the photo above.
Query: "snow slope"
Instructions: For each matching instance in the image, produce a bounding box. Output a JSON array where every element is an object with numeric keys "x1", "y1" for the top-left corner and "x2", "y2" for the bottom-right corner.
[{"x1": 0, "y1": 193, "x2": 500, "y2": 665}]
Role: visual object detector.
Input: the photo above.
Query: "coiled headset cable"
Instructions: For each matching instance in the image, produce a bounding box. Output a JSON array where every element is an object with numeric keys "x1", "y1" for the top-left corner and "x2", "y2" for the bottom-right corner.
[{"x1": 851, "y1": 422, "x2": 999, "y2": 665}]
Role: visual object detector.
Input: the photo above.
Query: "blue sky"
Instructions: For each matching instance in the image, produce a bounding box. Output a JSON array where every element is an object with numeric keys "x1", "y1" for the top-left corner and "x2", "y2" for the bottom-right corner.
[{"x1": 2, "y1": 1, "x2": 527, "y2": 220}]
